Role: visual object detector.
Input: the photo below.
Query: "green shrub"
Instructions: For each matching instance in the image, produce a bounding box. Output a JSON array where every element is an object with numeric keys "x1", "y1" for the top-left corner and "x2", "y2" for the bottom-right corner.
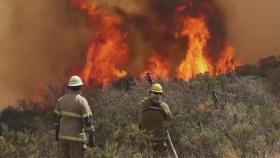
[{"x1": 0, "y1": 60, "x2": 279, "y2": 157}]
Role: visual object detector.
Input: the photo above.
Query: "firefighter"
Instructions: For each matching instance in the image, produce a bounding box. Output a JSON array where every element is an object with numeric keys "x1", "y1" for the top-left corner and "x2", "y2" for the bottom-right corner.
[
  {"x1": 138, "y1": 83, "x2": 172, "y2": 157},
  {"x1": 53, "y1": 75, "x2": 95, "y2": 158}
]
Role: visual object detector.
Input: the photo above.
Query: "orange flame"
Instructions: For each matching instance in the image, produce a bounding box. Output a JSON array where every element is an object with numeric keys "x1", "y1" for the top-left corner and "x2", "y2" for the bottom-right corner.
[
  {"x1": 141, "y1": 53, "x2": 170, "y2": 80},
  {"x1": 71, "y1": 0, "x2": 240, "y2": 85},
  {"x1": 176, "y1": 17, "x2": 210, "y2": 80},
  {"x1": 73, "y1": 0, "x2": 128, "y2": 85},
  {"x1": 176, "y1": 16, "x2": 239, "y2": 80},
  {"x1": 213, "y1": 46, "x2": 239, "y2": 74}
]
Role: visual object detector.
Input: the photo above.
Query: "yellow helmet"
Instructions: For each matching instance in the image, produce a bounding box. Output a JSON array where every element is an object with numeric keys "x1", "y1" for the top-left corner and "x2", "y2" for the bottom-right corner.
[{"x1": 150, "y1": 83, "x2": 163, "y2": 93}]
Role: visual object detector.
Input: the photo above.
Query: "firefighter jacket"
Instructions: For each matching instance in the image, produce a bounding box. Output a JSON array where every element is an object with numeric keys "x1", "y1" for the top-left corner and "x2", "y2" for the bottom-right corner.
[
  {"x1": 138, "y1": 98, "x2": 172, "y2": 141},
  {"x1": 53, "y1": 90, "x2": 94, "y2": 143}
]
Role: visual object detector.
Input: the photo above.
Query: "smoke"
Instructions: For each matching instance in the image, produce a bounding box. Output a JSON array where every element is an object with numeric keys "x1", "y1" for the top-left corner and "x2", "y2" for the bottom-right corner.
[
  {"x1": 214, "y1": 0, "x2": 280, "y2": 63},
  {"x1": 93, "y1": 0, "x2": 280, "y2": 70},
  {"x1": 88, "y1": 0, "x2": 179, "y2": 75},
  {"x1": 1, "y1": 0, "x2": 279, "y2": 106},
  {"x1": 0, "y1": 0, "x2": 230, "y2": 106},
  {"x1": 92, "y1": 0, "x2": 229, "y2": 76},
  {"x1": 117, "y1": 0, "x2": 186, "y2": 75},
  {"x1": 0, "y1": 0, "x2": 91, "y2": 107}
]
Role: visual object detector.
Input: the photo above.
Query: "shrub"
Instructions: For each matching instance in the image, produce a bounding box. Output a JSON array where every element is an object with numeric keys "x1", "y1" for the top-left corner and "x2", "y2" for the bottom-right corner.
[{"x1": 0, "y1": 60, "x2": 279, "y2": 157}]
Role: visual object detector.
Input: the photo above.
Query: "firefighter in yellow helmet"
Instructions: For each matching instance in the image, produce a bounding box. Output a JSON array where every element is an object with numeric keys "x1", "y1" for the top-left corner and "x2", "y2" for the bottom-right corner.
[
  {"x1": 138, "y1": 83, "x2": 172, "y2": 156},
  {"x1": 53, "y1": 75, "x2": 95, "y2": 158}
]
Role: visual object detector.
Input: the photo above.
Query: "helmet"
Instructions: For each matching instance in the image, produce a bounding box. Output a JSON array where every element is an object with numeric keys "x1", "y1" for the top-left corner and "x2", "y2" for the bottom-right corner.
[
  {"x1": 150, "y1": 83, "x2": 163, "y2": 93},
  {"x1": 68, "y1": 75, "x2": 84, "y2": 87}
]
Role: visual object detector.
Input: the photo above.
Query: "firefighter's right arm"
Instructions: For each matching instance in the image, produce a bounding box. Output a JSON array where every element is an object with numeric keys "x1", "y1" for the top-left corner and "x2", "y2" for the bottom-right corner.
[
  {"x1": 81, "y1": 98, "x2": 95, "y2": 147},
  {"x1": 160, "y1": 102, "x2": 172, "y2": 121},
  {"x1": 81, "y1": 99, "x2": 94, "y2": 131}
]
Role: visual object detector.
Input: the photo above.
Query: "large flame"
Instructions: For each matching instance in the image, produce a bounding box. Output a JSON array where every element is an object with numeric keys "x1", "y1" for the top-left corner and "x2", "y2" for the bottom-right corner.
[
  {"x1": 71, "y1": 0, "x2": 240, "y2": 85},
  {"x1": 176, "y1": 16, "x2": 239, "y2": 80},
  {"x1": 176, "y1": 17, "x2": 210, "y2": 80},
  {"x1": 73, "y1": 0, "x2": 128, "y2": 85}
]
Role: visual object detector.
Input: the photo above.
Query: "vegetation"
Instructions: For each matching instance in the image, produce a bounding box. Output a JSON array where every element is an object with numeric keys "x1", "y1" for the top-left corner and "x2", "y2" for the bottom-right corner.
[{"x1": 0, "y1": 56, "x2": 279, "y2": 158}]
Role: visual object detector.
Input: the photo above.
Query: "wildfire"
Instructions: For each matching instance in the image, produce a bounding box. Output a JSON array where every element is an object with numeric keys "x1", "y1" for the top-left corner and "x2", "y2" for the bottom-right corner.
[
  {"x1": 176, "y1": 17, "x2": 210, "y2": 80},
  {"x1": 70, "y1": 0, "x2": 240, "y2": 85},
  {"x1": 176, "y1": 16, "x2": 238, "y2": 80},
  {"x1": 141, "y1": 53, "x2": 170, "y2": 80},
  {"x1": 72, "y1": 0, "x2": 128, "y2": 85},
  {"x1": 213, "y1": 46, "x2": 238, "y2": 74}
]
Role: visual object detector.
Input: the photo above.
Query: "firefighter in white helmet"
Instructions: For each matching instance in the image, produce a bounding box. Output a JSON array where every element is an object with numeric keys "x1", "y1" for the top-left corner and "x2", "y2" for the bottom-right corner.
[
  {"x1": 138, "y1": 83, "x2": 172, "y2": 157},
  {"x1": 53, "y1": 75, "x2": 95, "y2": 158}
]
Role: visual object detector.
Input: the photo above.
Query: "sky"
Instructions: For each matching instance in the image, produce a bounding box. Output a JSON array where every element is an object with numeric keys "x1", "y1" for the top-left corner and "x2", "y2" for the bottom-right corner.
[{"x1": 215, "y1": 0, "x2": 280, "y2": 63}]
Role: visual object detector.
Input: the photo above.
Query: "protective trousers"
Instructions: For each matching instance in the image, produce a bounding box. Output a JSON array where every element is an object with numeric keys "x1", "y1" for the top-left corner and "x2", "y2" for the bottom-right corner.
[{"x1": 58, "y1": 139, "x2": 85, "y2": 158}]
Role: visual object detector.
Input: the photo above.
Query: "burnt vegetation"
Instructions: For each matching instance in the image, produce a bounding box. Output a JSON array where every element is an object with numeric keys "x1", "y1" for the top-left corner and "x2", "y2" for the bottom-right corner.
[{"x1": 0, "y1": 56, "x2": 280, "y2": 158}]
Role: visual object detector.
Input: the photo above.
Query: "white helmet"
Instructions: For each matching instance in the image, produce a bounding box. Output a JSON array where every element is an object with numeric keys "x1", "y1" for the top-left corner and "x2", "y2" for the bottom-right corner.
[{"x1": 68, "y1": 75, "x2": 84, "y2": 87}]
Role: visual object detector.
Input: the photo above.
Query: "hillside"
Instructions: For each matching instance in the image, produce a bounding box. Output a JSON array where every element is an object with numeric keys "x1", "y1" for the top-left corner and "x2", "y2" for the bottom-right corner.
[{"x1": 0, "y1": 56, "x2": 279, "y2": 158}]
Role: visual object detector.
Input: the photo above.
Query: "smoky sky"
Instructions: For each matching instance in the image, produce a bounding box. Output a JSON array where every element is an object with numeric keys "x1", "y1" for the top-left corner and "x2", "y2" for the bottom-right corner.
[
  {"x1": 0, "y1": 0, "x2": 279, "y2": 107},
  {"x1": 0, "y1": 0, "x2": 92, "y2": 107},
  {"x1": 215, "y1": 0, "x2": 280, "y2": 63},
  {"x1": 108, "y1": 0, "x2": 227, "y2": 76}
]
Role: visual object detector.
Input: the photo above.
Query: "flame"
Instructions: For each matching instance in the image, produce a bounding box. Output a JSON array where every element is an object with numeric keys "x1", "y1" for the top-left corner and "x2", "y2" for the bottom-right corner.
[
  {"x1": 213, "y1": 46, "x2": 239, "y2": 74},
  {"x1": 73, "y1": 0, "x2": 128, "y2": 85},
  {"x1": 141, "y1": 53, "x2": 170, "y2": 80},
  {"x1": 70, "y1": 0, "x2": 240, "y2": 85},
  {"x1": 176, "y1": 17, "x2": 210, "y2": 80},
  {"x1": 176, "y1": 16, "x2": 239, "y2": 80}
]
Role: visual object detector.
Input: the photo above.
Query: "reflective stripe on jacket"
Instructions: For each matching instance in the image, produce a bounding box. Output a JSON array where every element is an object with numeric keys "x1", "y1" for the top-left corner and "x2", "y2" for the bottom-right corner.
[{"x1": 54, "y1": 90, "x2": 93, "y2": 142}]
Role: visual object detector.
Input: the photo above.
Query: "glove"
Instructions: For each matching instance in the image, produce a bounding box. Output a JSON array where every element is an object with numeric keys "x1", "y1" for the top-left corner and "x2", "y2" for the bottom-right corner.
[
  {"x1": 88, "y1": 131, "x2": 95, "y2": 147},
  {"x1": 55, "y1": 126, "x2": 59, "y2": 141}
]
